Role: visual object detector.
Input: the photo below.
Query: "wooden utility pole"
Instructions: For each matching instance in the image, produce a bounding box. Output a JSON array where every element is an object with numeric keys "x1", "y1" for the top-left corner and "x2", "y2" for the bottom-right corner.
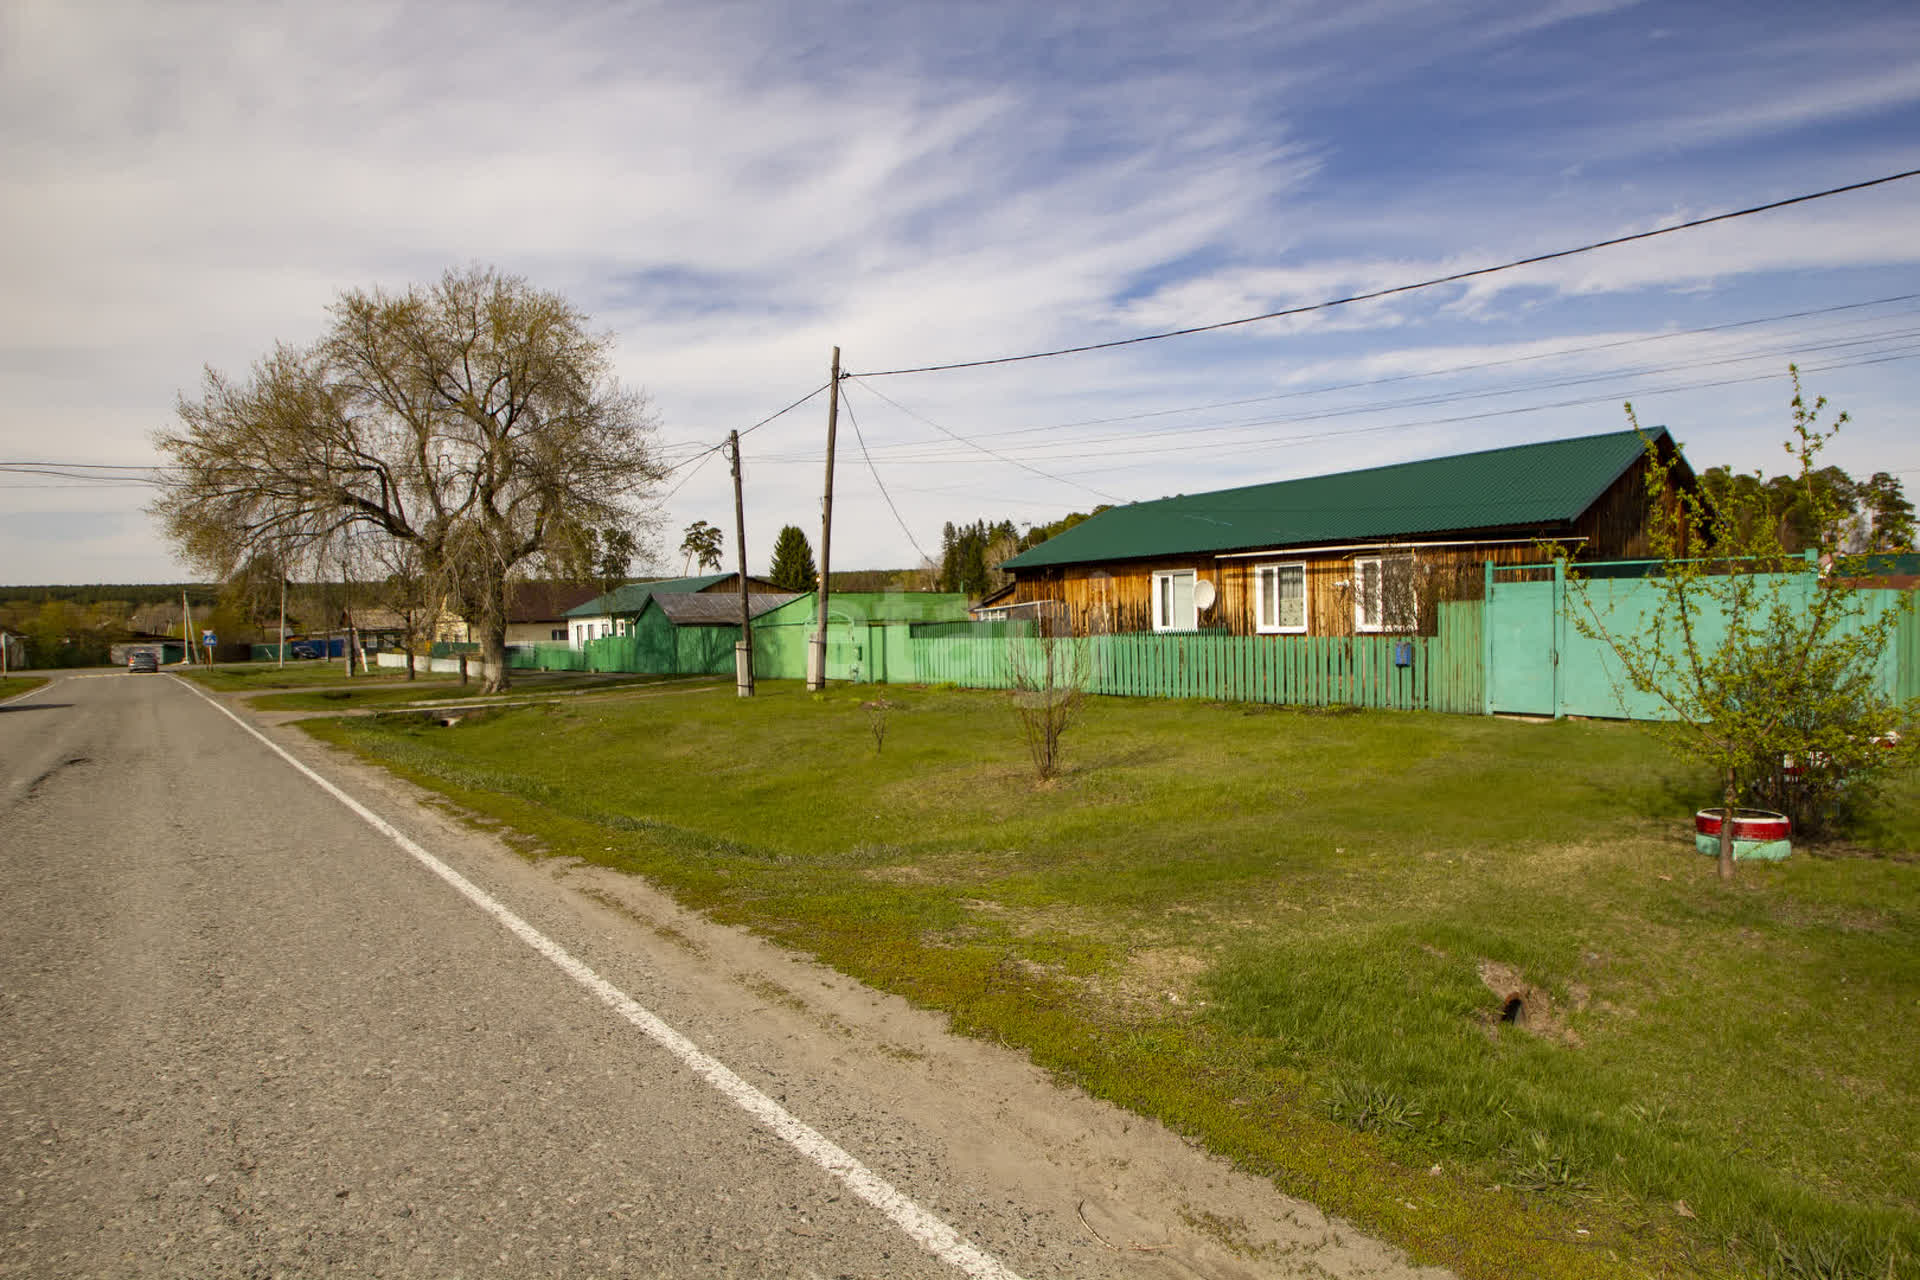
[
  {"x1": 277, "y1": 571, "x2": 288, "y2": 669},
  {"x1": 807, "y1": 346, "x2": 841, "y2": 691},
  {"x1": 731, "y1": 429, "x2": 754, "y2": 697},
  {"x1": 181, "y1": 588, "x2": 194, "y2": 666},
  {"x1": 341, "y1": 552, "x2": 355, "y2": 676}
]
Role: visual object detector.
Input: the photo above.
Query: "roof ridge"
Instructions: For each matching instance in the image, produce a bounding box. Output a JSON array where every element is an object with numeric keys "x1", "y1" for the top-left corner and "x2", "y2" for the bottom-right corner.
[{"x1": 1000, "y1": 425, "x2": 1679, "y2": 572}]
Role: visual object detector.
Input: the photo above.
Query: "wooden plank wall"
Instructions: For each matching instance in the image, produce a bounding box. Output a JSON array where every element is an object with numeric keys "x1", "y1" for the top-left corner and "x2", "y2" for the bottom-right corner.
[
  {"x1": 1013, "y1": 545, "x2": 1537, "y2": 637},
  {"x1": 1567, "y1": 462, "x2": 1657, "y2": 559}
]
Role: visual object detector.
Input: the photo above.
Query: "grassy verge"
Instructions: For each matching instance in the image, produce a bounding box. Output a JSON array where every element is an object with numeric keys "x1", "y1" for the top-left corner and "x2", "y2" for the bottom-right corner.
[
  {"x1": 181, "y1": 660, "x2": 696, "y2": 710},
  {"x1": 0, "y1": 675, "x2": 51, "y2": 700},
  {"x1": 246, "y1": 671, "x2": 708, "y2": 711},
  {"x1": 179, "y1": 661, "x2": 420, "y2": 693},
  {"x1": 301, "y1": 682, "x2": 1920, "y2": 1279}
]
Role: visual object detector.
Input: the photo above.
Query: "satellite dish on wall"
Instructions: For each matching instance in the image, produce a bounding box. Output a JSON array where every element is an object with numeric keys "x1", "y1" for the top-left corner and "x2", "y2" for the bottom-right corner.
[{"x1": 1193, "y1": 579, "x2": 1217, "y2": 611}]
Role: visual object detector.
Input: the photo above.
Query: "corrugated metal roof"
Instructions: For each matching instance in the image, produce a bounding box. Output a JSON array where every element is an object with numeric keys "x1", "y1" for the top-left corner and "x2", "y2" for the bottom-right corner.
[
  {"x1": 504, "y1": 582, "x2": 602, "y2": 622},
  {"x1": 752, "y1": 592, "x2": 973, "y2": 626},
  {"x1": 651, "y1": 592, "x2": 799, "y2": 624},
  {"x1": 564, "y1": 574, "x2": 733, "y2": 619},
  {"x1": 1000, "y1": 427, "x2": 1668, "y2": 571}
]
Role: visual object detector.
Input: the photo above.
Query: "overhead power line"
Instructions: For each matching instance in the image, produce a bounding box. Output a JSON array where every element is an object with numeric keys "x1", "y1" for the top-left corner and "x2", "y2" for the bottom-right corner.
[
  {"x1": 737, "y1": 380, "x2": 831, "y2": 440},
  {"x1": 855, "y1": 168, "x2": 1920, "y2": 378},
  {"x1": 768, "y1": 343, "x2": 1920, "y2": 483},
  {"x1": 845, "y1": 376, "x2": 1125, "y2": 504},
  {"x1": 1036, "y1": 345, "x2": 1920, "y2": 481},
  {"x1": 910, "y1": 292, "x2": 1920, "y2": 445},
  {"x1": 842, "y1": 324, "x2": 1920, "y2": 466},
  {"x1": 838, "y1": 387, "x2": 931, "y2": 565}
]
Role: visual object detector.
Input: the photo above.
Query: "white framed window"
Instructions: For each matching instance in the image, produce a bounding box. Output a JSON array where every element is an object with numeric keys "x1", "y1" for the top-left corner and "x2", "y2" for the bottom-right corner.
[
  {"x1": 1152, "y1": 569, "x2": 1196, "y2": 632},
  {"x1": 1253, "y1": 562, "x2": 1307, "y2": 634},
  {"x1": 1353, "y1": 554, "x2": 1416, "y2": 632}
]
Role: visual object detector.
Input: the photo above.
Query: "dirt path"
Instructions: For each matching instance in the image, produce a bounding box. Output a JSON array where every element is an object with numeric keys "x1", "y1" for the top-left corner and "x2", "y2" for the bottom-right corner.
[{"x1": 263, "y1": 688, "x2": 1455, "y2": 1280}]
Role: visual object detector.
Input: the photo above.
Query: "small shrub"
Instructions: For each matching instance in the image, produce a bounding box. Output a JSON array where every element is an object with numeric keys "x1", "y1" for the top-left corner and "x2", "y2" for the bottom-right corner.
[
  {"x1": 862, "y1": 698, "x2": 895, "y2": 753},
  {"x1": 1326, "y1": 1079, "x2": 1424, "y2": 1133},
  {"x1": 1007, "y1": 634, "x2": 1089, "y2": 781},
  {"x1": 1505, "y1": 1132, "x2": 1589, "y2": 1194}
]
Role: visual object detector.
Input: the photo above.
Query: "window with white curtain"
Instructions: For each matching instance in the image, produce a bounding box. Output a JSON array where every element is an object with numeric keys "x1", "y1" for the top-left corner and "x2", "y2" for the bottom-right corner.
[
  {"x1": 1253, "y1": 563, "x2": 1307, "y2": 634},
  {"x1": 1152, "y1": 569, "x2": 1196, "y2": 632}
]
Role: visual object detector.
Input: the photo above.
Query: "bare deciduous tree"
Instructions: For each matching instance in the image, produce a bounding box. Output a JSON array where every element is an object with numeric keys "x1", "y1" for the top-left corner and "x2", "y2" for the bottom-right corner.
[
  {"x1": 371, "y1": 534, "x2": 436, "y2": 680},
  {"x1": 1008, "y1": 627, "x2": 1090, "y2": 782},
  {"x1": 154, "y1": 266, "x2": 665, "y2": 692}
]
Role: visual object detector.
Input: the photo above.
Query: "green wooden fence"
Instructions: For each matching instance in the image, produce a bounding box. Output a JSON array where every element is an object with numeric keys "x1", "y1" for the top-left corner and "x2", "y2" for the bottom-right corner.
[
  {"x1": 503, "y1": 603, "x2": 1487, "y2": 714},
  {"x1": 908, "y1": 604, "x2": 1483, "y2": 713},
  {"x1": 1898, "y1": 590, "x2": 1920, "y2": 704}
]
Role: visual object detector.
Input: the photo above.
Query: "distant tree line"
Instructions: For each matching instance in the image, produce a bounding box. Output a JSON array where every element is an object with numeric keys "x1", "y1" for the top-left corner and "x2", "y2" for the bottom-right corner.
[
  {"x1": 935, "y1": 507, "x2": 1112, "y2": 598},
  {"x1": 1699, "y1": 464, "x2": 1912, "y2": 554},
  {"x1": 0, "y1": 583, "x2": 220, "y2": 608}
]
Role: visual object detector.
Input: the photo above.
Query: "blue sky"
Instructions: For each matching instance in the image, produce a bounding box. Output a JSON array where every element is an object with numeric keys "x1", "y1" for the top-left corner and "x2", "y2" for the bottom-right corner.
[{"x1": 3, "y1": 0, "x2": 1917, "y2": 583}]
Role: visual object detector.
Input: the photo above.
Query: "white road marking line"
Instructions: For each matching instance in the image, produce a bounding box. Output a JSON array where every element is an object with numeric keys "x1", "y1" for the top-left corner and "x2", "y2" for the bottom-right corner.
[
  {"x1": 176, "y1": 678, "x2": 1024, "y2": 1280},
  {"x1": 2, "y1": 684, "x2": 50, "y2": 705}
]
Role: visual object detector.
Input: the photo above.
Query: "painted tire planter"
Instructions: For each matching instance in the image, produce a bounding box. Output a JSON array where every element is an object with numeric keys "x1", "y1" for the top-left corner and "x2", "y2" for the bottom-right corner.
[{"x1": 1694, "y1": 808, "x2": 1792, "y2": 861}]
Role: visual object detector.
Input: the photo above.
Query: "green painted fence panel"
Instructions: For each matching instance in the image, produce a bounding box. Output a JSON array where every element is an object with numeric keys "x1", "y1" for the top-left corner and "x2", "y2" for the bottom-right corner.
[
  {"x1": 1486, "y1": 579, "x2": 1557, "y2": 715},
  {"x1": 1900, "y1": 591, "x2": 1920, "y2": 702},
  {"x1": 509, "y1": 642, "x2": 588, "y2": 671},
  {"x1": 693, "y1": 610, "x2": 1492, "y2": 715},
  {"x1": 1486, "y1": 573, "x2": 1910, "y2": 720}
]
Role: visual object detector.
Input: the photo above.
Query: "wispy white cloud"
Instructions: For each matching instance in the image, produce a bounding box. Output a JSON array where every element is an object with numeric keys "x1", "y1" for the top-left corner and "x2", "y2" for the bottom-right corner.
[{"x1": 0, "y1": 0, "x2": 1916, "y2": 582}]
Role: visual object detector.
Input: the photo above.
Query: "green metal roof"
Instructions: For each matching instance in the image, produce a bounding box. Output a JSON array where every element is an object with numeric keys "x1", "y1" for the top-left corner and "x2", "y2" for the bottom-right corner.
[
  {"x1": 1000, "y1": 427, "x2": 1670, "y2": 571},
  {"x1": 752, "y1": 592, "x2": 971, "y2": 627},
  {"x1": 564, "y1": 574, "x2": 731, "y2": 618}
]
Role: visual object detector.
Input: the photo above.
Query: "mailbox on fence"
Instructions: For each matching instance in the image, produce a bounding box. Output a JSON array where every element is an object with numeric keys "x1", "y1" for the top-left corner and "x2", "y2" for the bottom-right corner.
[{"x1": 1393, "y1": 640, "x2": 1414, "y2": 667}]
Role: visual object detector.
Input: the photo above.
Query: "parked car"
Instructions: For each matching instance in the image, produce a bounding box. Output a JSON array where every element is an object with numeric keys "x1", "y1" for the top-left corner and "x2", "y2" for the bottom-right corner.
[{"x1": 127, "y1": 650, "x2": 159, "y2": 673}]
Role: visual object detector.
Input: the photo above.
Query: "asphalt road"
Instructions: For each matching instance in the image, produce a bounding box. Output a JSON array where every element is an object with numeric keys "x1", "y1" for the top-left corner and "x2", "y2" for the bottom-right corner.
[{"x1": 0, "y1": 672, "x2": 1448, "y2": 1280}]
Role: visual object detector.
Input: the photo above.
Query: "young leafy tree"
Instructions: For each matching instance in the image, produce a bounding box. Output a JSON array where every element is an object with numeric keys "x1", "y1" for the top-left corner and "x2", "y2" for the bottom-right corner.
[
  {"x1": 767, "y1": 524, "x2": 817, "y2": 593},
  {"x1": 552, "y1": 525, "x2": 640, "y2": 597},
  {"x1": 153, "y1": 266, "x2": 664, "y2": 693},
  {"x1": 679, "y1": 520, "x2": 724, "y2": 575},
  {"x1": 1559, "y1": 370, "x2": 1918, "y2": 879}
]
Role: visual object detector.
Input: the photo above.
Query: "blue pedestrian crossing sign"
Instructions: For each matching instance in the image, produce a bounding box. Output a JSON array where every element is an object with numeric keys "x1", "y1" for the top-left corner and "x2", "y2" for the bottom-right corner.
[{"x1": 202, "y1": 631, "x2": 217, "y2": 647}]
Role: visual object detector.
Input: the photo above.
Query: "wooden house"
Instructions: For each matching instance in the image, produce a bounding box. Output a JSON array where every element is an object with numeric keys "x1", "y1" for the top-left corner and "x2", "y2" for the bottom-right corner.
[
  {"x1": 563, "y1": 573, "x2": 779, "y2": 648},
  {"x1": 624, "y1": 591, "x2": 800, "y2": 674},
  {"x1": 998, "y1": 427, "x2": 1691, "y2": 637},
  {"x1": 436, "y1": 582, "x2": 604, "y2": 646}
]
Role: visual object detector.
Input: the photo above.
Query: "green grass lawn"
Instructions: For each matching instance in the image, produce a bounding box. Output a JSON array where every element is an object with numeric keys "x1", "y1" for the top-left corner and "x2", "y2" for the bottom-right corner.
[
  {"x1": 182, "y1": 660, "x2": 699, "y2": 710},
  {"x1": 245, "y1": 671, "x2": 709, "y2": 711},
  {"x1": 0, "y1": 675, "x2": 51, "y2": 700},
  {"x1": 180, "y1": 660, "x2": 422, "y2": 693},
  {"x1": 304, "y1": 682, "x2": 1920, "y2": 1280}
]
